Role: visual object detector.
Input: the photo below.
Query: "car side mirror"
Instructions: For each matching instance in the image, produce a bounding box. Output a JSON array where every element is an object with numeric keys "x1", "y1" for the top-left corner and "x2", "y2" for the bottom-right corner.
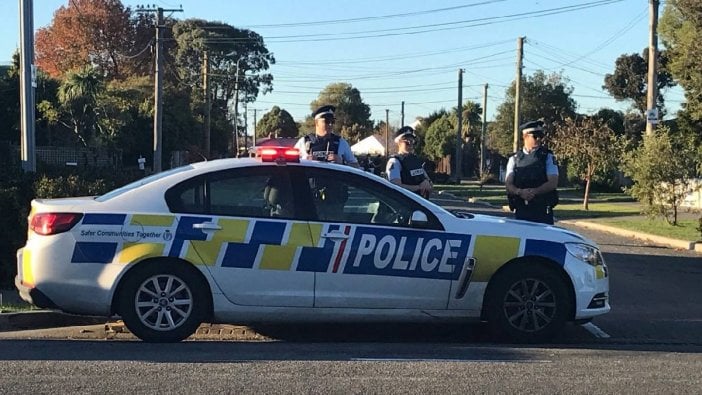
[{"x1": 410, "y1": 210, "x2": 428, "y2": 227}]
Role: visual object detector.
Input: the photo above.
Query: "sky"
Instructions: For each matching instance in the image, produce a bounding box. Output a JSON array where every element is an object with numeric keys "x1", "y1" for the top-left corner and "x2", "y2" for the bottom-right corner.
[{"x1": 0, "y1": 0, "x2": 685, "y2": 132}]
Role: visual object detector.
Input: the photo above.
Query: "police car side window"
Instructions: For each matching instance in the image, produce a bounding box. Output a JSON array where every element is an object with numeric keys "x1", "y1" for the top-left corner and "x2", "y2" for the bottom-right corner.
[
  {"x1": 303, "y1": 168, "x2": 416, "y2": 227},
  {"x1": 167, "y1": 167, "x2": 297, "y2": 219}
]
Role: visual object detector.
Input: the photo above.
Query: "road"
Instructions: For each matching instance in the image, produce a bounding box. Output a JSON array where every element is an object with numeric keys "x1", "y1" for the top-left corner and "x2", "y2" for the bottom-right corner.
[{"x1": 0, "y1": 217, "x2": 700, "y2": 392}]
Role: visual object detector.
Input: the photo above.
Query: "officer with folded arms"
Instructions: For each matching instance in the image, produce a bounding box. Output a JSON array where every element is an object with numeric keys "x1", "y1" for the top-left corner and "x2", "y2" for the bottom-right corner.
[
  {"x1": 294, "y1": 105, "x2": 359, "y2": 168},
  {"x1": 505, "y1": 120, "x2": 559, "y2": 224},
  {"x1": 386, "y1": 126, "x2": 433, "y2": 199}
]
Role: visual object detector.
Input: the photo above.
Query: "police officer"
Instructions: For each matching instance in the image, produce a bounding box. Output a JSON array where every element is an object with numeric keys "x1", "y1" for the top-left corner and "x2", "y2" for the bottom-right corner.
[
  {"x1": 386, "y1": 126, "x2": 433, "y2": 198},
  {"x1": 505, "y1": 120, "x2": 559, "y2": 224},
  {"x1": 294, "y1": 105, "x2": 359, "y2": 168}
]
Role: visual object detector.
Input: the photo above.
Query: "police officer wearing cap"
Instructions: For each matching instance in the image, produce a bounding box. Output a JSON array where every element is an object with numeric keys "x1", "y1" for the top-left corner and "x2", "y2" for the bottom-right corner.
[
  {"x1": 386, "y1": 126, "x2": 433, "y2": 198},
  {"x1": 294, "y1": 105, "x2": 359, "y2": 168},
  {"x1": 505, "y1": 120, "x2": 559, "y2": 224}
]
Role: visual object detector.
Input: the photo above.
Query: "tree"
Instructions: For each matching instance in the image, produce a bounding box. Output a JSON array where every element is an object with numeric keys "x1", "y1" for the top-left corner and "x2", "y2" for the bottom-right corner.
[
  {"x1": 487, "y1": 71, "x2": 576, "y2": 157},
  {"x1": 660, "y1": 0, "x2": 702, "y2": 120},
  {"x1": 171, "y1": 19, "x2": 275, "y2": 104},
  {"x1": 57, "y1": 66, "x2": 104, "y2": 146},
  {"x1": 35, "y1": 0, "x2": 152, "y2": 79},
  {"x1": 256, "y1": 106, "x2": 298, "y2": 138},
  {"x1": 552, "y1": 116, "x2": 618, "y2": 210},
  {"x1": 170, "y1": 19, "x2": 275, "y2": 155},
  {"x1": 602, "y1": 50, "x2": 675, "y2": 116},
  {"x1": 621, "y1": 125, "x2": 701, "y2": 225},
  {"x1": 423, "y1": 115, "x2": 455, "y2": 161},
  {"x1": 307, "y1": 83, "x2": 373, "y2": 143},
  {"x1": 451, "y1": 101, "x2": 483, "y2": 177}
]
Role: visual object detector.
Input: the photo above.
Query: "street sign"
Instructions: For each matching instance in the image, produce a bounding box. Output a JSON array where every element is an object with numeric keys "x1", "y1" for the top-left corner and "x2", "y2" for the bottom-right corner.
[{"x1": 646, "y1": 108, "x2": 659, "y2": 124}]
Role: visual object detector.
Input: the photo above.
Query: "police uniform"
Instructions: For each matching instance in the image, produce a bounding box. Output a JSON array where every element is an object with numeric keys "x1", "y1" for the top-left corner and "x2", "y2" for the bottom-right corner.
[
  {"x1": 293, "y1": 105, "x2": 358, "y2": 166},
  {"x1": 506, "y1": 121, "x2": 559, "y2": 224},
  {"x1": 386, "y1": 126, "x2": 430, "y2": 197}
]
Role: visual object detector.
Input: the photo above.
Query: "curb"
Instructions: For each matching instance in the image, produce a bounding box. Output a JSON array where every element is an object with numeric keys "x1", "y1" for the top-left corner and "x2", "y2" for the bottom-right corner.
[
  {"x1": 0, "y1": 310, "x2": 107, "y2": 332},
  {"x1": 560, "y1": 220, "x2": 700, "y2": 252}
]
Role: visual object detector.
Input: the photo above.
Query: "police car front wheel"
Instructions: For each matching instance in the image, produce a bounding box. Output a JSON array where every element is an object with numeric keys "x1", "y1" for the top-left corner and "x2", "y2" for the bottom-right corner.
[
  {"x1": 117, "y1": 261, "x2": 210, "y2": 342},
  {"x1": 486, "y1": 264, "x2": 571, "y2": 343}
]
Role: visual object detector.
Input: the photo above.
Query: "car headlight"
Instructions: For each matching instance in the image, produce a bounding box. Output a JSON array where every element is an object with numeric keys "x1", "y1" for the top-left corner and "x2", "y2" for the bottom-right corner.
[{"x1": 565, "y1": 243, "x2": 601, "y2": 266}]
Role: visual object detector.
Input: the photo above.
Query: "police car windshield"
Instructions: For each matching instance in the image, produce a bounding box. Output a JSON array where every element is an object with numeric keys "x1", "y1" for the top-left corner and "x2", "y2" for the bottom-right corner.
[{"x1": 96, "y1": 165, "x2": 194, "y2": 202}]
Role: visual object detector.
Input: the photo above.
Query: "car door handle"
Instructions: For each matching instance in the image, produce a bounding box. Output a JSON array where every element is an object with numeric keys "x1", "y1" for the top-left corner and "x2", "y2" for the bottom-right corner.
[
  {"x1": 193, "y1": 222, "x2": 221, "y2": 231},
  {"x1": 322, "y1": 231, "x2": 349, "y2": 240}
]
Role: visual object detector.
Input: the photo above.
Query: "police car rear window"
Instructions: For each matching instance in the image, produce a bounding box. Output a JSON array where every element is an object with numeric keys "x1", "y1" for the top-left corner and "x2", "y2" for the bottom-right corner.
[{"x1": 96, "y1": 166, "x2": 194, "y2": 202}]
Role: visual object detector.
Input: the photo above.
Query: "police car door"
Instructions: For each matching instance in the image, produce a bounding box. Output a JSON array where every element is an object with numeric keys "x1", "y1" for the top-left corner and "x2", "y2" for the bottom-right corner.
[
  {"x1": 166, "y1": 165, "x2": 315, "y2": 307},
  {"x1": 299, "y1": 167, "x2": 464, "y2": 309}
]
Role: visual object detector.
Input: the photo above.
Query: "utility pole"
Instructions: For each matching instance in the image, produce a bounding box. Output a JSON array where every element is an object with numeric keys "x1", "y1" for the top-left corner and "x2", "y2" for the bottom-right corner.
[
  {"x1": 481, "y1": 83, "x2": 488, "y2": 178},
  {"x1": 233, "y1": 58, "x2": 242, "y2": 157},
  {"x1": 513, "y1": 36, "x2": 524, "y2": 153},
  {"x1": 401, "y1": 101, "x2": 405, "y2": 127},
  {"x1": 19, "y1": 0, "x2": 36, "y2": 172},
  {"x1": 252, "y1": 108, "x2": 258, "y2": 140},
  {"x1": 203, "y1": 50, "x2": 211, "y2": 158},
  {"x1": 137, "y1": 5, "x2": 182, "y2": 172},
  {"x1": 454, "y1": 69, "x2": 464, "y2": 182},
  {"x1": 385, "y1": 109, "x2": 390, "y2": 159},
  {"x1": 243, "y1": 101, "x2": 248, "y2": 151},
  {"x1": 645, "y1": 0, "x2": 659, "y2": 136}
]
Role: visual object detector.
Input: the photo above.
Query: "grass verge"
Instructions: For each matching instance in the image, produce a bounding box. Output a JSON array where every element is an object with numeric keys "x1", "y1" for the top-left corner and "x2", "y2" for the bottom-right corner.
[{"x1": 594, "y1": 218, "x2": 701, "y2": 241}]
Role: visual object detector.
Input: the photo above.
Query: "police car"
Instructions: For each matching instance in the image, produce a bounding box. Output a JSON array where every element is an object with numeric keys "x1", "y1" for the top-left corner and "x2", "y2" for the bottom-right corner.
[{"x1": 16, "y1": 147, "x2": 609, "y2": 343}]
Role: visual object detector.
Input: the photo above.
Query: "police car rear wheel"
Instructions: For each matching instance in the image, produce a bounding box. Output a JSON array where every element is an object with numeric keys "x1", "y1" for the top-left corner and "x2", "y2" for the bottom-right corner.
[
  {"x1": 118, "y1": 262, "x2": 208, "y2": 343},
  {"x1": 487, "y1": 265, "x2": 570, "y2": 343}
]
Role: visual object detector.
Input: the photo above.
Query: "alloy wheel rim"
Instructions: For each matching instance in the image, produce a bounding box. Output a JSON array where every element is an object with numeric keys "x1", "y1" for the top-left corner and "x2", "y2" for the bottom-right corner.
[
  {"x1": 502, "y1": 278, "x2": 557, "y2": 332},
  {"x1": 135, "y1": 274, "x2": 193, "y2": 331}
]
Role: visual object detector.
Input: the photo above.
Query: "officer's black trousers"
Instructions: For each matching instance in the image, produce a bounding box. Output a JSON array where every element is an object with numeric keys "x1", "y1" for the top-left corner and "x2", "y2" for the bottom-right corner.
[{"x1": 514, "y1": 205, "x2": 554, "y2": 225}]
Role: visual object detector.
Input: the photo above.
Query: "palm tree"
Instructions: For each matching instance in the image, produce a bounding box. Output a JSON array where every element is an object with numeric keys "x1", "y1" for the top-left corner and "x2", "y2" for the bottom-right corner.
[{"x1": 57, "y1": 66, "x2": 103, "y2": 146}]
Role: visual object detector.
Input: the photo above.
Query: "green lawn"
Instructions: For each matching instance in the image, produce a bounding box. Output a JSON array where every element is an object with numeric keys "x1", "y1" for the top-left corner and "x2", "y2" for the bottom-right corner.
[
  {"x1": 595, "y1": 218, "x2": 701, "y2": 241},
  {"x1": 435, "y1": 183, "x2": 634, "y2": 207},
  {"x1": 435, "y1": 183, "x2": 702, "y2": 241},
  {"x1": 0, "y1": 303, "x2": 35, "y2": 313}
]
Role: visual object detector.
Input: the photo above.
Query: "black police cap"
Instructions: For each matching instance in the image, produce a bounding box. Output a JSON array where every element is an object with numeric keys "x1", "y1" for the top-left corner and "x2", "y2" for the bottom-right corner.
[
  {"x1": 394, "y1": 126, "x2": 417, "y2": 143},
  {"x1": 313, "y1": 105, "x2": 336, "y2": 120},
  {"x1": 520, "y1": 120, "x2": 545, "y2": 134}
]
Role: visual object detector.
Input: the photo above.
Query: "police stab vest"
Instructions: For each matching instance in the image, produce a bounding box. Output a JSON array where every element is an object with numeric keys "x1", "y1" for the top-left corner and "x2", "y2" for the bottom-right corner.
[
  {"x1": 304, "y1": 133, "x2": 341, "y2": 162},
  {"x1": 512, "y1": 146, "x2": 559, "y2": 208},
  {"x1": 394, "y1": 153, "x2": 426, "y2": 185}
]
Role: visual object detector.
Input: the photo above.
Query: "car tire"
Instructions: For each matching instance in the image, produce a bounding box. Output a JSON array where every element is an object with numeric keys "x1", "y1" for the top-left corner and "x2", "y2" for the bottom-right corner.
[
  {"x1": 486, "y1": 263, "x2": 571, "y2": 343},
  {"x1": 118, "y1": 262, "x2": 209, "y2": 343}
]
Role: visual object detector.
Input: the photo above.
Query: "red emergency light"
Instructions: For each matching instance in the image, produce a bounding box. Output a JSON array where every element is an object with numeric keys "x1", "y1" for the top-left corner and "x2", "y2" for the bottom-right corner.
[{"x1": 256, "y1": 147, "x2": 300, "y2": 163}]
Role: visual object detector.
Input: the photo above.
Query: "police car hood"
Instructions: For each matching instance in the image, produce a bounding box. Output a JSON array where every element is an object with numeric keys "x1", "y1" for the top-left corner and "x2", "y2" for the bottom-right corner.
[{"x1": 444, "y1": 212, "x2": 595, "y2": 246}]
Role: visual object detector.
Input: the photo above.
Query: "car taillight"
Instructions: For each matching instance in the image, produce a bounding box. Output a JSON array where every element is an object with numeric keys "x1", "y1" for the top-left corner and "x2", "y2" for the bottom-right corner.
[{"x1": 30, "y1": 213, "x2": 83, "y2": 235}]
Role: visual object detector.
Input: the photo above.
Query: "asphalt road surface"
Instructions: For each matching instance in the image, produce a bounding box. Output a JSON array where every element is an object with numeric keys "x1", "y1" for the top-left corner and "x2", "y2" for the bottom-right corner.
[{"x1": 1, "y1": 216, "x2": 700, "y2": 392}]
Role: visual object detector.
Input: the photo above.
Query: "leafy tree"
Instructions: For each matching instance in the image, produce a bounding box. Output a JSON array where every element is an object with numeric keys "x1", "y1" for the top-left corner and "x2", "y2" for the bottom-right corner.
[
  {"x1": 35, "y1": 0, "x2": 152, "y2": 79},
  {"x1": 423, "y1": 115, "x2": 455, "y2": 161},
  {"x1": 0, "y1": 55, "x2": 21, "y2": 143},
  {"x1": 660, "y1": 0, "x2": 702, "y2": 120},
  {"x1": 170, "y1": 19, "x2": 275, "y2": 154},
  {"x1": 171, "y1": 19, "x2": 274, "y2": 104},
  {"x1": 621, "y1": 126, "x2": 701, "y2": 225},
  {"x1": 487, "y1": 71, "x2": 576, "y2": 156},
  {"x1": 552, "y1": 116, "x2": 619, "y2": 210},
  {"x1": 256, "y1": 106, "x2": 298, "y2": 138},
  {"x1": 602, "y1": 50, "x2": 675, "y2": 116},
  {"x1": 94, "y1": 76, "x2": 153, "y2": 157},
  {"x1": 307, "y1": 83, "x2": 373, "y2": 142}
]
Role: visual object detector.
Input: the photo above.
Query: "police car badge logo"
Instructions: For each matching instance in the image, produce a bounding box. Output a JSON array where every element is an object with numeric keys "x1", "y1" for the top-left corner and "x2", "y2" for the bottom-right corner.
[{"x1": 163, "y1": 229, "x2": 173, "y2": 241}]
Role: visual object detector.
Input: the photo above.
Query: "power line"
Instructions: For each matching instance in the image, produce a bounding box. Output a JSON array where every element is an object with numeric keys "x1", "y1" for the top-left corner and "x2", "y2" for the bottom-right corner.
[
  {"x1": 202, "y1": 0, "x2": 625, "y2": 44},
  {"x1": 241, "y1": 0, "x2": 508, "y2": 29}
]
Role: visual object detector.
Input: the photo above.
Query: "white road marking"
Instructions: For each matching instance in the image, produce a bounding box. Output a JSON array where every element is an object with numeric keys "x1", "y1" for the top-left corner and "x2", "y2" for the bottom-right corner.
[{"x1": 582, "y1": 322, "x2": 611, "y2": 338}]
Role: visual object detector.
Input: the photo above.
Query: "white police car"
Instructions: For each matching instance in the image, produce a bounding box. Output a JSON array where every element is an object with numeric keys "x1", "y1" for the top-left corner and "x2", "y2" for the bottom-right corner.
[{"x1": 16, "y1": 147, "x2": 609, "y2": 343}]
